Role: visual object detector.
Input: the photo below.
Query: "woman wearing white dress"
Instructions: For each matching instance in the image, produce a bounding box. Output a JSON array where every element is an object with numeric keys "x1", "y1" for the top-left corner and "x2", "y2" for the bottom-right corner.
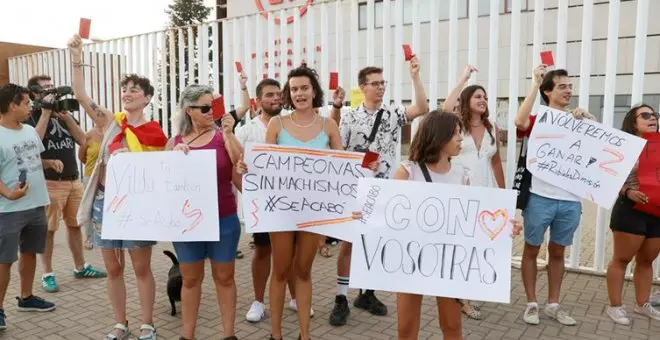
[{"x1": 442, "y1": 65, "x2": 506, "y2": 319}]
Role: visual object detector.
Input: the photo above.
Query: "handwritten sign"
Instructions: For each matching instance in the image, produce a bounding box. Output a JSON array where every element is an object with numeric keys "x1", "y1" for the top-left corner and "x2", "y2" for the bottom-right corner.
[
  {"x1": 241, "y1": 143, "x2": 373, "y2": 241},
  {"x1": 526, "y1": 106, "x2": 646, "y2": 208},
  {"x1": 349, "y1": 178, "x2": 516, "y2": 303},
  {"x1": 102, "y1": 151, "x2": 220, "y2": 242},
  {"x1": 635, "y1": 133, "x2": 660, "y2": 217}
]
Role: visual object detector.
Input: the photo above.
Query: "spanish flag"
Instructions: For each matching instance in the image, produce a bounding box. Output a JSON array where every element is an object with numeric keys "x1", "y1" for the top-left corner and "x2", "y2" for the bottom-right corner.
[{"x1": 111, "y1": 112, "x2": 168, "y2": 152}]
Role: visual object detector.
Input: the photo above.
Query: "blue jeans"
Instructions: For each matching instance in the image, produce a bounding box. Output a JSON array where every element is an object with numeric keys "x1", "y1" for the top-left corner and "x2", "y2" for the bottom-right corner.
[
  {"x1": 91, "y1": 190, "x2": 156, "y2": 249},
  {"x1": 523, "y1": 193, "x2": 581, "y2": 246},
  {"x1": 173, "y1": 214, "x2": 241, "y2": 264}
]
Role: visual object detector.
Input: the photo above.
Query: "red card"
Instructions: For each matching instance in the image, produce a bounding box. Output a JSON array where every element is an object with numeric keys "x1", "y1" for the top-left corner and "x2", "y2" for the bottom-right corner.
[
  {"x1": 402, "y1": 44, "x2": 414, "y2": 61},
  {"x1": 212, "y1": 96, "x2": 226, "y2": 120},
  {"x1": 79, "y1": 18, "x2": 91, "y2": 39},
  {"x1": 540, "y1": 50, "x2": 554, "y2": 67},
  {"x1": 361, "y1": 151, "x2": 380, "y2": 169},
  {"x1": 235, "y1": 61, "x2": 243, "y2": 73},
  {"x1": 250, "y1": 98, "x2": 257, "y2": 111},
  {"x1": 108, "y1": 141, "x2": 123, "y2": 155},
  {"x1": 329, "y1": 72, "x2": 339, "y2": 90}
]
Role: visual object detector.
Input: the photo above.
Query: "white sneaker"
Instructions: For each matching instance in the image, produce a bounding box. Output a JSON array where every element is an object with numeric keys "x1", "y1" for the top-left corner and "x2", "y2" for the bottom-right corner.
[
  {"x1": 634, "y1": 302, "x2": 660, "y2": 321},
  {"x1": 544, "y1": 304, "x2": 576, "y2": 326},
  {"x1": 288, "y1": 299, "x2": 315, "y2": 317},
  {"x1": 650, "y1": 291, "x2": 660, "y2": 307},
  {"x1": 523, "y1": 304, "x2": 540, "y2": 325},
  {"x1": 605, "y1": 305, "x2": 630, "y2": 325},
  {"x1": 245, "y1": 301, "x2": 266, "y2": 323}
]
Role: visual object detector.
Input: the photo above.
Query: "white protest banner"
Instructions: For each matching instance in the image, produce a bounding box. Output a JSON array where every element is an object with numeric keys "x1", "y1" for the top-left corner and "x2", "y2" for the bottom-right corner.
[
  {"x1": 102, "y1": 150, "x2": 220, "y2": 242},
  {"x1": 241, "y1": 142, "x2": 374, "y2": 241},
  {"x1": 527, "y1": 106, "x2": 646, "y2": 208},
  {"x1": 349, "y1": 178, "x2": 516, "y2": 303}
]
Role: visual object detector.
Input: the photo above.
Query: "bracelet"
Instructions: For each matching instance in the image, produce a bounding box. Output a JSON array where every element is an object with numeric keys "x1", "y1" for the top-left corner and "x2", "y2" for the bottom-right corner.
[
  {"x1": 241, "y1": 87, "x2": 248, "y2": 91},
  {"x1": 624, "y1": 187, "x2": 632, "y2": 197},
  {"x1": 332, "y1": 103, "x2": 342, "y2": 109},
  {"x1": 72, "y1": 62, "x2": 93, "y2": 68}
]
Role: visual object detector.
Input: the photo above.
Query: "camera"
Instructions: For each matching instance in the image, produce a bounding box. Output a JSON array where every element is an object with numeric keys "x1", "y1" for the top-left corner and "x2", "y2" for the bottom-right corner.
[{"x1": 29, "y1": 85, "x2": 80, "y2": 112}]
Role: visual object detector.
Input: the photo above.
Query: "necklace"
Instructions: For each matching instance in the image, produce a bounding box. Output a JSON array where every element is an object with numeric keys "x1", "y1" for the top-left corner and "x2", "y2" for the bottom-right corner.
[
  {"x1": 290, "y1": 111, "x2": 318, "y2": 128},
  {"x1": 186, "y1": 128, "x2": 214, "y2": 145}
]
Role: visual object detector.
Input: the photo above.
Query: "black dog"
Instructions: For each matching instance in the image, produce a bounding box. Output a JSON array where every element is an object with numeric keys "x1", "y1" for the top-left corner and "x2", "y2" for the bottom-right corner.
[{"x1": 163, "y1": 250, "x2": 182, "y2": 316}]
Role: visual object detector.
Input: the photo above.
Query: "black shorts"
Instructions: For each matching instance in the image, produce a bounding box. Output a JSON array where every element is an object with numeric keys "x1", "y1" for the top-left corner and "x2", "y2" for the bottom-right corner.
[
  {"x1": 610, "y1": 196, "x2": 660, "y2": 238},
  {"x1": 252, "y1": 232, "x2": 270, "y2": 247}
]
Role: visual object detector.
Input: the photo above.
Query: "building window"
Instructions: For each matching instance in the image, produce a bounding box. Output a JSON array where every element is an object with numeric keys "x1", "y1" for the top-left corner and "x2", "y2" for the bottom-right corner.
[{"x1": 359, "y1": 0, "x2": 469, "y2": 30}]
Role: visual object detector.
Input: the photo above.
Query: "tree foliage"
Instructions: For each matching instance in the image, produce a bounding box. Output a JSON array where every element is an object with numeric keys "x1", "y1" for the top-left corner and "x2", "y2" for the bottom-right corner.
[{"x1": 166, "y1": 0, "x2": 211, "y2": 28}]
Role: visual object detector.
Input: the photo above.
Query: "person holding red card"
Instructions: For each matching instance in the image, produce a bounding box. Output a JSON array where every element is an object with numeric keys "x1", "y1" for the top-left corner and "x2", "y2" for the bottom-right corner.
[
  {"x1": 327, "y1": 56, "x2": 429, "y2": 327},
  {"x1": 68, "y1": 34, "x2": 166, "y2": 340},
  {"x1": 260, "y1": 64, "x2": 343, "y2": 340},
  {"x1": 605, "y1": 104, "x2": 660, "y2": 325},
  {"x1": 166, "y1": 85, "x2": 244, "y2": 340},
  {"x1": 442, "y1": 64, "x2": 505, "y2": 320}
]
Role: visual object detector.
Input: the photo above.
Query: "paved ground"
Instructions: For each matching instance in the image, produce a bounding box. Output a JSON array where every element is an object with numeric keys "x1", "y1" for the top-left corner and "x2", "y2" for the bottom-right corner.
[{"x1": 1, "y1": 227, "x2": 659, "y2": 340}]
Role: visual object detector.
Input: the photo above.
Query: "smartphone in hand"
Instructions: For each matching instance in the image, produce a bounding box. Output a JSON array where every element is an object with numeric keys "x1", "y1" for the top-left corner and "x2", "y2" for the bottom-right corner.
[{"x1": 18, "y1": 169, "x2": 27, "y2": 188}]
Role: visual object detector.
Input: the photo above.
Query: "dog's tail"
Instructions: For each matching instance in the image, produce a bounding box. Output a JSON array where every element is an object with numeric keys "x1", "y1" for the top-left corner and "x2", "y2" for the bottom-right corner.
[{"x1": 163, "y1": 250, "x2": 179, "y2": 265}]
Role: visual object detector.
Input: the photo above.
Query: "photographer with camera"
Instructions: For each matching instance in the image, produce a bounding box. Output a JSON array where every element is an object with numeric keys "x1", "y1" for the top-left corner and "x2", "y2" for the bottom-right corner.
[{"x1": 26, "y1": 75, "x2": 106, "y2": 294}]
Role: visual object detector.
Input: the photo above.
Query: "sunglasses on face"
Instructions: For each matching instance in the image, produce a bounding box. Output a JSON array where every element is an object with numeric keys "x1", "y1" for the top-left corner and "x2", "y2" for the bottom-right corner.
[
  {"x1": 189, "y1": 105, "x2": 212, "y2": 114},
  {"x1": 638, "y1": 112, "x2": 660, "y2": 120}
]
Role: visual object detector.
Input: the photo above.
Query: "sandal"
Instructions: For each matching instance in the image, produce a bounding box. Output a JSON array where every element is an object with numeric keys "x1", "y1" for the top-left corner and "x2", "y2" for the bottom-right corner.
[
  {"x1": 318, "y1": 244, "x2": 332, "y2": 258},
  {"x1": 138, "y1": 324, "x2": 157, "y2": 340},
  {"x1": 236, "y1": 250, "x2": 244, "y2": 259},
  {"x1": 106, "y1": 323, "x2": 130, "y2": 340},
  {"x1": 460, "y1": 301, "x2": 483, "y2": 320}
]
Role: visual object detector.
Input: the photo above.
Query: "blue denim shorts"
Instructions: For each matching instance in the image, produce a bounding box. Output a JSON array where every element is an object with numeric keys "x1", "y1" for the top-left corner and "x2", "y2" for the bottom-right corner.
[
  {"x1": 523, "y1": 193, "x2": 582, "y2": 247},
  {"x1": 173, "y1": 214, "x2": 241, "y2": 264},
  {"x1": 91, "y1": 191, "x2": 157, "y2": 250}
]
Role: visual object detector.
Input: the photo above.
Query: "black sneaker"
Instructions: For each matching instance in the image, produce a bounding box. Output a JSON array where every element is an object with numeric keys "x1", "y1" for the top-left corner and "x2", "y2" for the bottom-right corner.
[
  {"x1": 329, "y1": 295, "x2": 350, "y2": 326},
  {"x1": 354, "y1": 290, "x2": 387, "y2": 316},
  {"x1": 0, "y1": 308, "x2": 6, "y2": 330},
  {"x1": 16, "y1": 295, "x2": 55, "y2": 312}
]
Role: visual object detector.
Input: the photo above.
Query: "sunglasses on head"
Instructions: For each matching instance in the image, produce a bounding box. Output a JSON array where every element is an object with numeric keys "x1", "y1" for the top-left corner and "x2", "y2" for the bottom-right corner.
[
  {"x1": 638, "y1": 111, "x2": 660, "y2": 120},
  {"x1": 189, "y1": 105, "x2": 212, "y2": 114}
]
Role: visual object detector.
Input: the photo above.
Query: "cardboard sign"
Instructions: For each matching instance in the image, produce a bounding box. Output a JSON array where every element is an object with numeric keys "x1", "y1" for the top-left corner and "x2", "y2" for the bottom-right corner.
[
  {"x1": 349, "y1": 178, "x2": 516, "y2": 303},
  {"x1": 634, "y1": 133, "x2": 660, "y2": 217},
  {"x1": 526, "y1": 106, "x2": 646, "y2": 208},
  {"x1": 329, "y1": 72, "x2": 339, "y2": 90},
  {"x1": 241, "y1": 143, "x2": 374, "y2": 241},
  {"x1": 79, "y1": 18, "x2": 91, "y2": 39},
  {"x1": 540, "y1": 50, "x2": 554, "y2": 67},
  {"x1": 212, "y1": 96, "x2": 226, "y2": 120},
  {"x1": 102, "y1": 151, "x2": 220, "y2": 242}
]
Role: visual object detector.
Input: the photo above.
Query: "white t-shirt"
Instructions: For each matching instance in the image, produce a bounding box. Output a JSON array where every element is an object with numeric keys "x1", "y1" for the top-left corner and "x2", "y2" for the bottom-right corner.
[
  {"x1": 400, "y1": 160, "x2": 470, "y2": 185},
  {"x1": 236, "y1": 116, "x2": 268, "y2": 146}
]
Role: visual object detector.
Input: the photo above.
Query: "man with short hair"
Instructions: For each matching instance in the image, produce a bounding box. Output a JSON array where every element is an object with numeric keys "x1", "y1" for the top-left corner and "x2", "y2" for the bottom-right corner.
[
  {"x1": 26, "y1": 75, "x2": 105, "y2": 293},
  {"x1": 515, "y1": 65, "x2": 595, "y2": 326},
  {"x1": 0, "y1": 83, "x2": 58, "y2": 330},
  {"x1": 238, "y1": 78, "x2": 309, "y2": 323},
  {"x1": 328, "y1": 56, "x2": 429, "y2": 326}
]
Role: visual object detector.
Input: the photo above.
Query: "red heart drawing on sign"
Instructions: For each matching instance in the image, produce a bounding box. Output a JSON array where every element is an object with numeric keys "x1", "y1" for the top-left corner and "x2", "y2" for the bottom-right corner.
[{"x1": 478, "y1": 209, "x2": 508, "y2": 241}]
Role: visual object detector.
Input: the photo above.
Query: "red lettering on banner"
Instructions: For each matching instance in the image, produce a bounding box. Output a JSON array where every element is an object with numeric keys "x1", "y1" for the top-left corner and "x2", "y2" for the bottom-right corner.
[
  {"x1": 255, "y1": 0, "x2": 313, "y2": 25},
  {"x1": 634, "y1": 133, "x2": 660, "y2": 217}
]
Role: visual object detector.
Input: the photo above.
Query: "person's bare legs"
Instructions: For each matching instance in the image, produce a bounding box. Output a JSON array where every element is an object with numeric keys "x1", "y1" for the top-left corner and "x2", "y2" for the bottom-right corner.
[
  {"x1": 101, "y1": 249, "x2": 126, "y2": 336},
  {"x1": 252, "y1": 245, "x2": 271, "y2": 303},
  {"x1": 128, "y1": 247, "x2": 155, "y2": 337},
  {"x1": 292, "y1": 232, "x2": 321, "y2": 340},
  {"x1": 547, "y1": 242, "x2": 566, "y2": 304},
  {"x1": 18, "y1": 252, "x2": 37, "y2": 299},
  {"x1": 0, "y1": 263, "x2": 11, "y2": 309},
  {"x1": 436, "y1": 297, "x2": 463, "y2": 340},
  {"x1": 268, "y1": 232, "x2": 295, "y2": 339},
  {"x1": 521, "y1": 243, "x2": 541, "y2": 303},
  {"x1": 179, "y1": 261, "x2": 204, "y2": 339},
  {"x1": 633, "y1": 238, "x2": 660, "y2": 306},
  {"x1": 66, "y1": 226, "x2": 85, "y2": 270},
  {"x1": 39, "y1": 231, "x2": 56, "y2": 274},
  {"x1": 212, "y1": 261, "x2": 237, "y2": 337},
  {"x1": 606, "y1": 231, "x2": 644, "y2": 306},
  {"x1": 396, "y1": 293, "x2": 423, "y2": 340}
]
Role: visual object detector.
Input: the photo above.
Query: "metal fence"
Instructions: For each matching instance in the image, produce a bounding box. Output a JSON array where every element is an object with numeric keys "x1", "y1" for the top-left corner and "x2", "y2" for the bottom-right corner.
[{"x1": 8, "y1": 0, "x2": 658, "y2": 282}]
